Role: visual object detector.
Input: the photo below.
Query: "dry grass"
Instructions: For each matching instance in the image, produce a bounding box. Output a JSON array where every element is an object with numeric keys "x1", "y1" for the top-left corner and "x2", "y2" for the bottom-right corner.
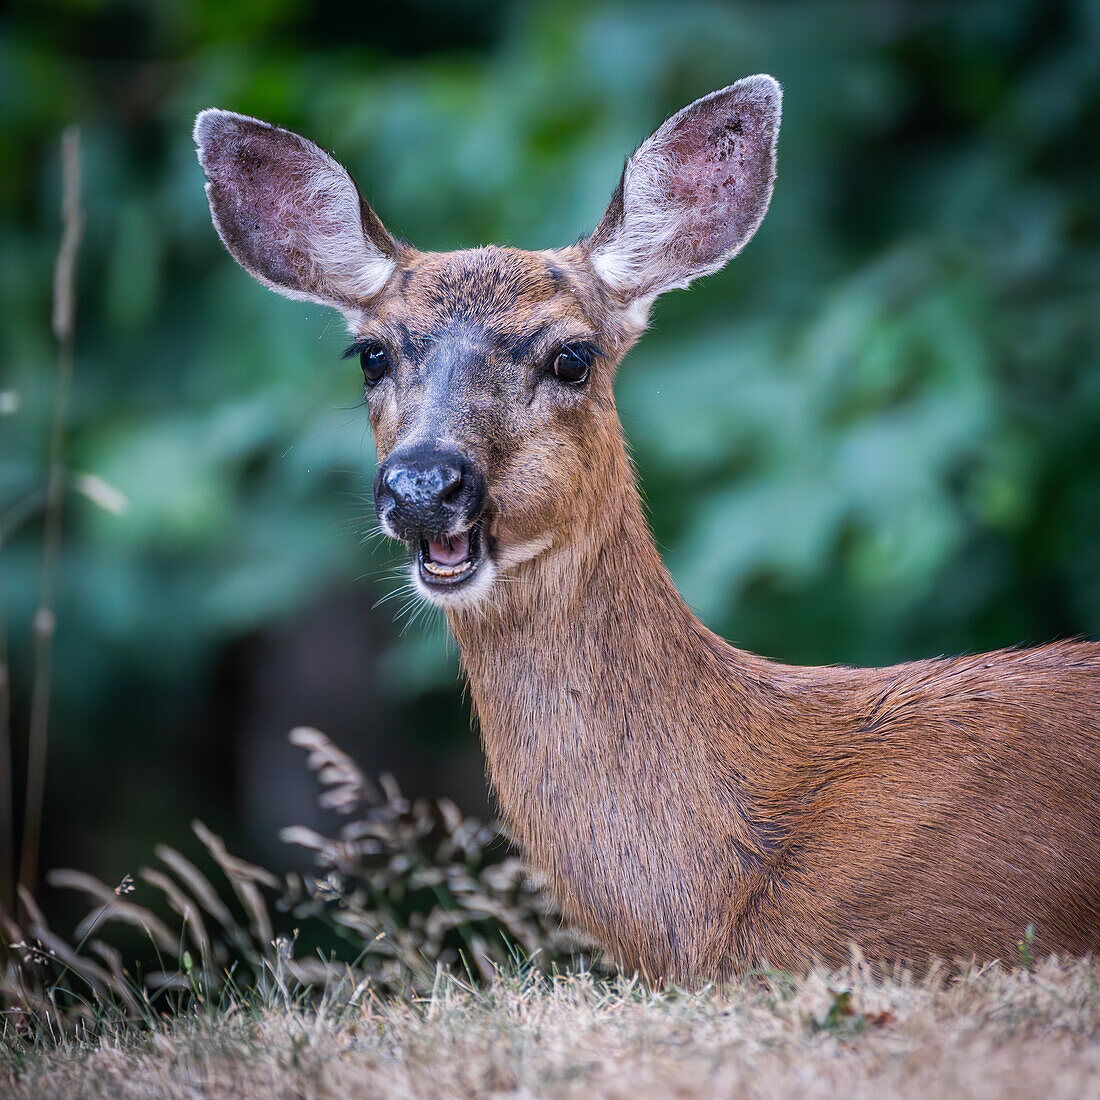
[
  {"x1": 6, "y1": 957, "x2": 1100, "y2": 1099},
  {"x1": 0, "y1": 728, "x2": 585, "y2": 1032}
]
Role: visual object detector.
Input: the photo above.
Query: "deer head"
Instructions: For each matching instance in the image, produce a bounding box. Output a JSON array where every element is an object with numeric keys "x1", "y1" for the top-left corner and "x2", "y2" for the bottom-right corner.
[{"x1": 194, "y1": 76, "x2": 781, "y2": 610}]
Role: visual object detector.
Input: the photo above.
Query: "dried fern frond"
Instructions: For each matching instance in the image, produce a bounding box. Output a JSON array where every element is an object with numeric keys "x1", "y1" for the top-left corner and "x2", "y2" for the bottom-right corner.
[
  {"x1": 289, "y1": 726, "x2": 380, "y2": 815},
  {"x1": 281, "y1": 728, "x2": 598, "y2": 992},
  {"x1": 1, "y1": 726, "x2": 597, "y2": 1044}
]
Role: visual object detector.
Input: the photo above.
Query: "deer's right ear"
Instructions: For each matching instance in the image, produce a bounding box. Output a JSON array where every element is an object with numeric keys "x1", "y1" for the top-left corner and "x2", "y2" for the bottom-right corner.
[
  {"x1": 193, "y1": 109, "x2": 397, "y2": 309},
  {"x1": 587, "y1": 75, "x2": 781, "y2": 309}
]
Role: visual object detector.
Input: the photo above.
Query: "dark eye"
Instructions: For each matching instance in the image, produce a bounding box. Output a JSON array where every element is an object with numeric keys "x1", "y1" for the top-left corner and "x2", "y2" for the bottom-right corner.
[
  {"x1": 551, "y1": 343, "x2": 596, "y2": 386},
  {"x1": 357, "y1": 342, "x2": 390, "y2": 386},
  {"x1": 341, "y1": 339, "x2": 392, "y2": 386}
]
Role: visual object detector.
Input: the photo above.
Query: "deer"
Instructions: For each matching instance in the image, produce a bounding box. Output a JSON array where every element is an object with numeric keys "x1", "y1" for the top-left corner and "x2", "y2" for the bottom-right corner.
[{"x1": 194, "y1": 75, "x2": 1100, "y2": 982}]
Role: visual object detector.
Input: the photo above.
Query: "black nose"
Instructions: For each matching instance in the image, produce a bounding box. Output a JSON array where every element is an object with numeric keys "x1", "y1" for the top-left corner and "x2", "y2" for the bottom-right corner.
[{"x1": 374, "y1": 445, "x2": 485, "y2": 540}]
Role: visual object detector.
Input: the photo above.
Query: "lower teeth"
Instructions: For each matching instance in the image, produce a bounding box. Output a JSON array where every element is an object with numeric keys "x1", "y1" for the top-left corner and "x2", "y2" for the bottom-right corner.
[{"x1": 423, "y1": 557, "x2": 472, "y2": 578}]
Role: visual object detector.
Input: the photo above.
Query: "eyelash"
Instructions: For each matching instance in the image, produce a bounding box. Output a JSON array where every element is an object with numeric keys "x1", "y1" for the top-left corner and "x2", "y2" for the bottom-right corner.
[{"x1": 341, "y1": 340, "x2": 375, "y2": 362}]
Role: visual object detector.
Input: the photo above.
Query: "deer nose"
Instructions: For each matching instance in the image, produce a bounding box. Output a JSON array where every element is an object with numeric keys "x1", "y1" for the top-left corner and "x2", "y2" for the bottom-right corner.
[
  {"x1": 374, "y1": 446, "x2": 485, "y2": 540},
  {"x1": 383, "y1": 460, "x2": 461, "y2": 505}
]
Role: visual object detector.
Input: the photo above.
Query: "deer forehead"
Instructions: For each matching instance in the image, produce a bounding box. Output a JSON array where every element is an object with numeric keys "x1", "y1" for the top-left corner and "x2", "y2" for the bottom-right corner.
[{"x1": 365, "y1": 245, "x2": 611, "y2": 353}]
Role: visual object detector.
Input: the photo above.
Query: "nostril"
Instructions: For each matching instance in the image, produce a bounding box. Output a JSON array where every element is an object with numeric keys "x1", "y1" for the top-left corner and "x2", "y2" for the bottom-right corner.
[
  {"x1": 382, "y1": 465, "x2": 410, "y2": 501},
  {"x1": 437, "y1": 464, "x2": 463, "y2": 502}
]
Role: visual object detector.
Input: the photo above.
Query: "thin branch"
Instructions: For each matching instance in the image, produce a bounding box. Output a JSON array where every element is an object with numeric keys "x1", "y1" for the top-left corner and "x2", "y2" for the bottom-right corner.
[
  {"x1": 0, "y1": 599, "x2": 11, "y2": 915},
  {"x1": 19, "y1": 126, "x2": 83, "y2": 901}
]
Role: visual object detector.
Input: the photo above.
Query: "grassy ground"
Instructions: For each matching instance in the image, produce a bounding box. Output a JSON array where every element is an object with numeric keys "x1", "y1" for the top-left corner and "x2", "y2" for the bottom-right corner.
[{"x1": 5, "y1": 957, "x2": 1100, "y2": 1099}]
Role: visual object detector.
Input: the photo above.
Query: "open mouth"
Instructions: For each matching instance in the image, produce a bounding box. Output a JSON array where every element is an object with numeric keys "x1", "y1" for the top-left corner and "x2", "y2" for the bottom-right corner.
[{"x1": 416, "y1": 518, "x2": 484, "y2": 590}]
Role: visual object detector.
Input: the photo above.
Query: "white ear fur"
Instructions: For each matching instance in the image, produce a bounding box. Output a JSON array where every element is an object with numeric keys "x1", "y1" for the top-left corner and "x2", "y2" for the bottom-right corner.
[
  {"x1": 588, "y1": 75, "x2": 781, "y2": 305},
  {"x1": 194, "y1": 109, "x2": 397, "y2": 309}
]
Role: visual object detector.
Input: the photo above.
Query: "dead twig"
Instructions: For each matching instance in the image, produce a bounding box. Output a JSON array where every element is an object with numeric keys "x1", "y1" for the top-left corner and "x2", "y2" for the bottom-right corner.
[{"x1": 19, "y1": 127, "x2": 83, "y2": 901}]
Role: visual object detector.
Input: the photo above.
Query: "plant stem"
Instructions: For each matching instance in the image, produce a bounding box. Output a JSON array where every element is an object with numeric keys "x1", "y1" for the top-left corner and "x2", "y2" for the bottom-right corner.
[
  {"x1": 19, "y1": 127, "x2": 82, "y2": 902},
  {"x1": 0, "y1": 598, "x2": 12, "y2": 914}
]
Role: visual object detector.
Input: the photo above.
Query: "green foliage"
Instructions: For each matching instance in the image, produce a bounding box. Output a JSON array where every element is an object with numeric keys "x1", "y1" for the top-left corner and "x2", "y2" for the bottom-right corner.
[
  {"x1": 1017, "y1": 923, "x2": 1037, "y2": 970},
  {"x1": 1, "y1": 0, "x2": 1098, "y2": 879}
]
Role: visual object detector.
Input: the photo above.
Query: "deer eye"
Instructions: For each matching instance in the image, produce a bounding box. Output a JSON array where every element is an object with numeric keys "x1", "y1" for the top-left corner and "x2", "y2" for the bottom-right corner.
[
  {"x1": 343, "y1": 341, "x2": 391, "y2": 386},
  {"x1": 551, "y1": 343, "x2": 597, "y2": 386},
  {"x1": 359, "y1": 342, "x2": 391, "y2": 385}
]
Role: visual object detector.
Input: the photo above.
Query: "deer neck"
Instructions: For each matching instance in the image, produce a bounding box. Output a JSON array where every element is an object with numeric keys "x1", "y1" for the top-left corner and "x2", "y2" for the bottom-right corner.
[{"x1": 447, "y1": 441, "x2": 771, "y2": 974}]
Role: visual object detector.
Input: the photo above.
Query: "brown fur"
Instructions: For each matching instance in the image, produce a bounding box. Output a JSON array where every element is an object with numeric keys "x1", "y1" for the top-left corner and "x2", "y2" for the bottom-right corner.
[
  {"x1": 195, "y1": 78, "x2": 1100, "y2": 981},
  {"x1": 405, "y1": 257, "x2": 1100, "y2": 975}
]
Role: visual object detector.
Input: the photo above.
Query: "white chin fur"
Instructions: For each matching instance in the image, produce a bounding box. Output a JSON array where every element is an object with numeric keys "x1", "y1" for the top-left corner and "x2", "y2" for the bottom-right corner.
[
  {"x1": 402, "y1": 534, "x2": 551, "y2": 611},
  {"x1": 411, "y1": 556, "x2": 497, "y2": 609}
]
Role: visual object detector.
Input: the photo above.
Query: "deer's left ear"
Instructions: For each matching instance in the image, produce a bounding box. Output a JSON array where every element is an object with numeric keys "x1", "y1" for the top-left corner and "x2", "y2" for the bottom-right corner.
[{"x1": 587, "y1": 75, "x2": 781, "y2": 306}]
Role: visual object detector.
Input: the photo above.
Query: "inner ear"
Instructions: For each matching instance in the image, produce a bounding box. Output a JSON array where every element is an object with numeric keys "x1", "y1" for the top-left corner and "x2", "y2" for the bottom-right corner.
[
  {"x1": 588, "y1": 75, "x2": 781, "y2": 303},
  {"x1": 194, "y1": 109, "x2": 397, "y2": 309}
]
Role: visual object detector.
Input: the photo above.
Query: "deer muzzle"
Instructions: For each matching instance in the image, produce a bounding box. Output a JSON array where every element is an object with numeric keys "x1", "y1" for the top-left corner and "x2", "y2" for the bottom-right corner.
[{"x1": 374, "y1": 445, "x2": 488, "y2": 590}]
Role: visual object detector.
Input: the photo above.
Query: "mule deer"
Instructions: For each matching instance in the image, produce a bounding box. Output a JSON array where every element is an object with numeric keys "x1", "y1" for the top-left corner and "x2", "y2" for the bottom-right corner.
[{"x1": 194, "y1": 76, "x2": 1100, "y2": 980}]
